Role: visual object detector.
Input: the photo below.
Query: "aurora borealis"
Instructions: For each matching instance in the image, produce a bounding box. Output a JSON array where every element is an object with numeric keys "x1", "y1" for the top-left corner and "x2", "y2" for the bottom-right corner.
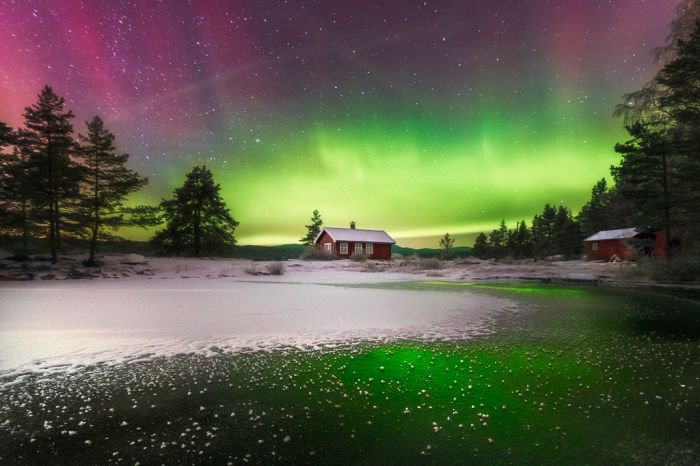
[{"x1": 0, "y1": 0, "x2": 681, "y2": 246}]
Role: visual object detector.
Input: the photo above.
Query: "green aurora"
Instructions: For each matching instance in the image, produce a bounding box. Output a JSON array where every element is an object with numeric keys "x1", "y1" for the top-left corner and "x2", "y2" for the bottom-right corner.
[{"x1": 129, "y1": 101, "x2": 627, "y2": 247}]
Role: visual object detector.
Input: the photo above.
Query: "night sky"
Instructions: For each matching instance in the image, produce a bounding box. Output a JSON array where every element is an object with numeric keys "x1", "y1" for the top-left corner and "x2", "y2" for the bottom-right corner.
[{"x1": 0, "y1": 0, "x2": 680, "y2": 246}]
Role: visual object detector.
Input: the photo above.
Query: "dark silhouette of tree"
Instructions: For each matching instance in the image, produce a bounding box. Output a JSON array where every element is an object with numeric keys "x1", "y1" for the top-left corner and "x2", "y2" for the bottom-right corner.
[
  {"x1": 553, "y1": 205, "x2": 582, "y2": 257},
  {"x1": 77, "y1": 116, "x2": 151, "y2": 265},
  {"x1": 0, "y1": 123, "x2": 25, "y2": 240},
  {"x1": 438, "y1": 232, "x2": 455, "y2": 259},
  {"x1": 511, "y1": 220, "x2": 532, "y2": 259},
  {"x1": 0, "y1": 145, "x2": 34, "y2": 245},
  {"x1": 300, "y1": 209, "x2": 323, "y2": 245},
  {"x1": 577, "y1": 179, "x2": 611, "y2": 238},
  {"x1": 20, "y1": 86, "x2": 80, "y2": 263},
  {"x1": 488, "y1": 220, "x2": 508, "y2": 259},
  {"x1": 472, "y1": 232, "x2": 490, "y2": 259},
  {"x1": 531, "y1": 205, "x2": 556, "y2": 258},
  {"x1": 0, "y1": 121, "x2": 12, "y2": 147},
  {"x1": 152, "y1": 166, "x2": 238, "y2": 256},
  {"x1": 473, "y1": 206, "x2": 578, "y2": 260},
  {"x1": 655, "y1": 22, "x2": 700, "y2": 242}
]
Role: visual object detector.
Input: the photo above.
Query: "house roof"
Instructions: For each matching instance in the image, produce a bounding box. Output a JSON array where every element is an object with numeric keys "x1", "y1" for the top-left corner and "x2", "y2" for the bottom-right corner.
[
  {"x1": 583, "y1": 228, "x2": 639, "y2": 242},
  {"x1": 316, "y1": 227, "x2": 396, "y2": 244}
]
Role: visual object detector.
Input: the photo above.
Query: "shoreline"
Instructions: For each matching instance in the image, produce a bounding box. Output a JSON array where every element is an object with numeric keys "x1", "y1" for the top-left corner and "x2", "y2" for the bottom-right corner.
[{"x1": 1, "y1": 252, "x2": 698, "y2": 290}]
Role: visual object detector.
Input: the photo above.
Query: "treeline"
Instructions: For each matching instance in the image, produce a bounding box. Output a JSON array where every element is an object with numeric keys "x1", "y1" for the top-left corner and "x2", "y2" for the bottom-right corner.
[
  {"x1": 0, "y1": 86, "x2": 238, "y2": 263},
  {"x1": 472, "y1": 204, "x2": 580, "y2": 260}
]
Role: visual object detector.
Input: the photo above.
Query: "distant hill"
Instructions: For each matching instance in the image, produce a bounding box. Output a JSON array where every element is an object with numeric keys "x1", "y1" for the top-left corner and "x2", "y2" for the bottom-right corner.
[
  {"x1": 393, "y1": 245, "x2": 472, "y2": 259},
  {"x1": 233, "y1": 244, "x2": 307, "y2": 261}
]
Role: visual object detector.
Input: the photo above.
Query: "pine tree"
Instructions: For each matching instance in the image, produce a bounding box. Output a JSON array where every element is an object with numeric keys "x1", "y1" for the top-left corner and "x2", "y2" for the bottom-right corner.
[
  {"x1": 152, "y1": 166, "x2": 238, "y2": 256},
  {"x1": 613, "y1": 123, "x2": 673, "y2": 251},
  {"x1": 0, "y1": 123, "x2": 21, "y2": 239},
  {"x1": 612, "y1": 10, "x2": 700, "y2": 251},
  {"x1": 577, "y1": 179, "x2": 610, "y2": 238},
  {"x1": 0, "y1": 145, "x2": 33, "y2": 245},
  {"x1": 512, "y1": 220, "x2": 532, "y2": 259},
  {"x1": 531, "y1": 205, "x2": 557, "y2": 258},
  {"x1": 438, "y1": 232, "x2": 455, "y2": 259},
  {"x1": 472, "y1": 232, "x2": 490, "y2": 259},
  {"x1": 655, "y1": 20, "x2": 700, "y2": 242},
  {"x1": 21, "y1": 86, "x2": 80, "y2": 263},
  {"x1": 300, "y1": 209, "x2": 323, "y2": 245},
  {"x1": 0, "y1": 121, "x2": 12, "y2": 147},
  {"x1": 77, "y1": 116, "x2": 149, "y2": 265},
  {"x1": 488, "y1": 220, "x2": 508, "y2": 259},
  {"x1": 553, "y1": 206, "x2": 582, "y2": 257}
]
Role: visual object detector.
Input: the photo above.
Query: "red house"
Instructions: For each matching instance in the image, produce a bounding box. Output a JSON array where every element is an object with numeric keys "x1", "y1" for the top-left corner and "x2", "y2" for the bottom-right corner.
[
  {"x1": 583, "y1": 228, "x2": 666, "y2": 261},
  {"x1": 315, "y1": 223, "x2": 396, "y2": 260}
]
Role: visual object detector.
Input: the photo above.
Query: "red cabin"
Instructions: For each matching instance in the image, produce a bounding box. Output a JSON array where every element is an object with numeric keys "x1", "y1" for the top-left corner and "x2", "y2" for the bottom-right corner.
[
  {"x1": 583, "y1": 228, "x2": 666, "y2": 261},
  {"x1": 315, "y1": 223, "x2": 395, "y2": 260}
]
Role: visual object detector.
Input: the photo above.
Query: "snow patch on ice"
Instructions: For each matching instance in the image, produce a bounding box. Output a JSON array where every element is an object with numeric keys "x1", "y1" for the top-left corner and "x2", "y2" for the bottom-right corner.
[{"x1": 0, "y1": 279, "x2": 516, "y2": 384}]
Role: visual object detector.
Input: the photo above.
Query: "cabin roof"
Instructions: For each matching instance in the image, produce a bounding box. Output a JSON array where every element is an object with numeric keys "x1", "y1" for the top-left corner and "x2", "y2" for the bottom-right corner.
[
  {"x1": 583, "y1": 228, "x2": 639, "y2": 242},
  {"x1": 316, "y1": 227, "x2": 396, "y2": 244}
]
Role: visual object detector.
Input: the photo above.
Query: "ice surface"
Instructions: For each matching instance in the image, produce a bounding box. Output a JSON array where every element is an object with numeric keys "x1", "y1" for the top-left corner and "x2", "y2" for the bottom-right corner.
[{"x1": 0, "y1": 279, "x2": 514, "y2": 382}]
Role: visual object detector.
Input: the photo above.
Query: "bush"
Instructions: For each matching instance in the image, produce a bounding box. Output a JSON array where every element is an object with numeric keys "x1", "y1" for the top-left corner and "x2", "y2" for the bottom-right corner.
[
  {"x1": 300, "y1": 247, "x2": 336, "y2": 261},
  {"x1": 267, "y1": 262, "x2": 286, "y2": 275},
  {"x1": 418, "y1": 257, "x2": 442, "y2": 270},
  {"x1": 350, "y1": 252, "x2": 367, "y2": 262},
  {"x1": 363, "y1": 262, "x2": 378, "y2": 272},
  {"x1": 244, "y1": 263, "x2": 258, "y2": 275}
]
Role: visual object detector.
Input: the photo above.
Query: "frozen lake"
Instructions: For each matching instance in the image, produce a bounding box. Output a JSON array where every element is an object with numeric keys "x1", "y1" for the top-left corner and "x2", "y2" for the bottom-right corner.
[{"x1": 0, "y1": 279, "x2": 513, "y2": 380}]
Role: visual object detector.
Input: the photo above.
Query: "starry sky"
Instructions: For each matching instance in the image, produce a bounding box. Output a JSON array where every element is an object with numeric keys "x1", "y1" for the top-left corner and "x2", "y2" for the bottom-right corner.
[{"x1": 0, "y1": 0, "x2": 681, "y2": 247}]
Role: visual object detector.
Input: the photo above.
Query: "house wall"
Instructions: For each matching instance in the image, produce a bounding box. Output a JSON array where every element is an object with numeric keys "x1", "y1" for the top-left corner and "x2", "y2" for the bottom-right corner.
[
  {"x1": 317, "y1": 231, "x2": 335, "y2": 254},
  {"x1": 315, "y1": 232, "x2": 392, "y2": 259},
  {"x1": 342, "y1": 241, "x2": 392, "y2": 259},
  {"x1": 585, "y1": 239, "x2": 634, "y2": 261},
  {"x1": 653, "y1": 232, "x2": 666, "y2": 257},
  {"x1": 372, "y1": 243, "x2": 392, "y2": 260}
]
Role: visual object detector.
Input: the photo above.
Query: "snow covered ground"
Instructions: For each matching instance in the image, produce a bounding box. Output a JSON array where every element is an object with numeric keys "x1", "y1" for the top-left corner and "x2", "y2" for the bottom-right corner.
[{"x1": 0, "y1": 278, "x2": 514, "y2": 383}]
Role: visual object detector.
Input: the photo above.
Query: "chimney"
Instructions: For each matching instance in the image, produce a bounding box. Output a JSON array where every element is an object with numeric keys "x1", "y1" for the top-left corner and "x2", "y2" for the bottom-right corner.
[{"x1": 350, "y1": 221, "x2": 356, "y2": 230}]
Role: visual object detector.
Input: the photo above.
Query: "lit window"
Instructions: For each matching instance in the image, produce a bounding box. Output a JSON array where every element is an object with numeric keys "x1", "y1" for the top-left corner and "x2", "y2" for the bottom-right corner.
[
  {"x1": 355, "y1": 243, "x2": 363, "y2": 254},
  {"x1": 340, "y1": 242, "x2": 348, "y2": 254},
  {"x1": 592, "y1": 242, "x2": 598, "y2": 251},
  {"x1": 365, "y1": 243, "x2": 373, "y2": 255},
  {"x1": 324, "y1": 243, "x2": 332, "y2": 253}
]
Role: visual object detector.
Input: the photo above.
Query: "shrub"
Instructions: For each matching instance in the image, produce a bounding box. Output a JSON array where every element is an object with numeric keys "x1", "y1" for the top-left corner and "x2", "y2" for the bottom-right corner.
[
  {"x1": 267, "y1": 261, "x2": 286, "y2": 275},
  {"x1": 244, "y1": 263, "x2": 258, "y2": 275},
  {"x1": 349, "y1": 252, "x2": 367, "y2": 262},
  {"x1": 418, "y1": 258, "x2": 442, "y2": 270},
  {"x1": 363, "y1": 262, "x2": 378, "y2": 272},
  {"x1": 300, "y1": 247, "x2": 336, "y2": 261}
]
